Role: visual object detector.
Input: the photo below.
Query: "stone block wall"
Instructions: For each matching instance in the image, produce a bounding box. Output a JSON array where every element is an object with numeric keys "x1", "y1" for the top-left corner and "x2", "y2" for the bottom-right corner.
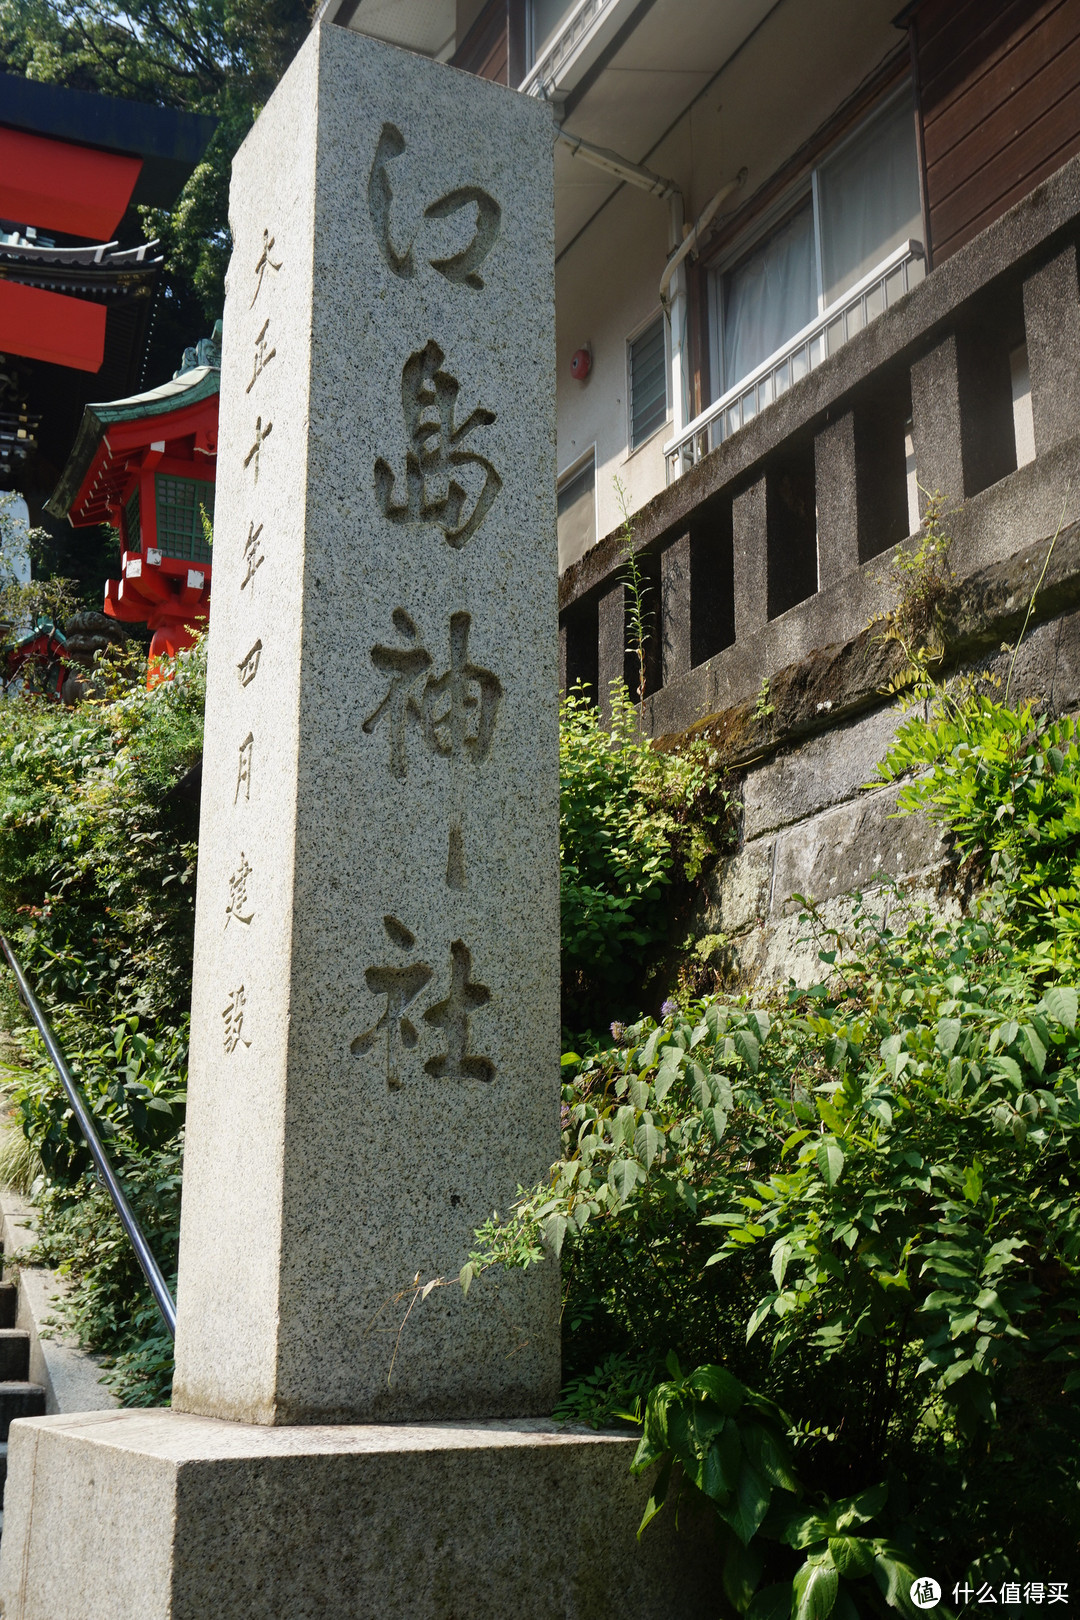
[{"x1": 685, "y1": 526, "x2": 1080, "y2": 989}]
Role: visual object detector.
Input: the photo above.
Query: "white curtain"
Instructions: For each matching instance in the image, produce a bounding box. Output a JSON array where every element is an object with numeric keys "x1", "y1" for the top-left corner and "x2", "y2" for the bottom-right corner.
[
  {"x1": 721, "y1": 201, "x2": 815, "y2": 391},
  {"x1": 818, "y1": 92, "x2": 921, "y2": 306}
]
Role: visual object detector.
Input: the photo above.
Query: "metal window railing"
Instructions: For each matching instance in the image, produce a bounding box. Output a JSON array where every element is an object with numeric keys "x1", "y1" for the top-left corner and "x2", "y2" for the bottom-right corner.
[
  {"x1": 0, "y1": 935, "x2": 177, "y2": 1339},
  {"x1": 521, "y1": 0, "x2": 613, "y2": 96},
  {"x1": 664, "y1": 239, "x2": 926, "y2": 479}
]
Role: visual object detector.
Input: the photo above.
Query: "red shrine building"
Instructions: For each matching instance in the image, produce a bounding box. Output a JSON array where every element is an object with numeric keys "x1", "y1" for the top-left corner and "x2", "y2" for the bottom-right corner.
[
  {"x1": 46, "y1": 334, "x2": 220, "y2": 665},
  {"x1": 0, "y1": 73, "x2": 215, "y2": 509}
]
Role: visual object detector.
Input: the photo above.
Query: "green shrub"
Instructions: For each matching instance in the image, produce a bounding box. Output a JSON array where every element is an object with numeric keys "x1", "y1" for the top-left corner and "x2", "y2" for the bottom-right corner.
[
  {"x1": 468, "y1": 684, "x2": 1080, "y2": 1604},
  {"x1": 0, "y1": 644, "x2": 203, "y2": 1401},
  {"x1": 560, "y1": 682, "x2": 730, "y2": 1025}
]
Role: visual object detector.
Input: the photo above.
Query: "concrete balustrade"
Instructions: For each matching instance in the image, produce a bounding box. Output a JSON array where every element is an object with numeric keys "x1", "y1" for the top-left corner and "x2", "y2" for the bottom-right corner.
[{"x1": 559, "y1": 152, "x2": 1080, "y2": 740}]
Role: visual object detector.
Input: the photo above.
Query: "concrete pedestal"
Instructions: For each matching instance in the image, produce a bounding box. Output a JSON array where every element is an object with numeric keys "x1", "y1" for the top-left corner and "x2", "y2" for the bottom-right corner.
[{"x1": 0, "y1": 1410, "x2": 714, "y2": 1620}]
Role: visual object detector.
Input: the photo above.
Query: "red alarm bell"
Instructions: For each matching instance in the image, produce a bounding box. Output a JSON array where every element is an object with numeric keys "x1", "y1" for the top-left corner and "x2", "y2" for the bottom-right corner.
[{"x1": 570, "y1": 344, "x2": 592, "y2": 381}]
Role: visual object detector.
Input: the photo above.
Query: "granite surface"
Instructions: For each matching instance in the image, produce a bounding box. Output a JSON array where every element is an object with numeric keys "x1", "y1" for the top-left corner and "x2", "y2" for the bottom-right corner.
[
  {"x1": 172, "y1": 22, "x2": 560, "y2": 1425},
  {"x1": 0, "y1": 1410, "x2": 716, "y2": 1620}
]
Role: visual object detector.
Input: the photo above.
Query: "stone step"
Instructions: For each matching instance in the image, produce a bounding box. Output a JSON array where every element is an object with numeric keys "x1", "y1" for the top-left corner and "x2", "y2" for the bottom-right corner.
[
  {"x1": 0, "y1": 1383, "x2": 45, "y2": 1442},
  {"x1": 0, "y1": 1285, "x2": 16, "y2": 1330},
  {"x1": 0, "y1": 1333, "x2": 30, "y2": 1384}
]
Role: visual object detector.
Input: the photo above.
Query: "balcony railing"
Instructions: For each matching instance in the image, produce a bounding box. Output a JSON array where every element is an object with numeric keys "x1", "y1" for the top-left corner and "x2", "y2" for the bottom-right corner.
[
  {"x1": 521, "y1": 0, "x2": 616, "y2": 96},
  {"x1": 665, "y1": 240, "x2": 926, "y2": 479}
]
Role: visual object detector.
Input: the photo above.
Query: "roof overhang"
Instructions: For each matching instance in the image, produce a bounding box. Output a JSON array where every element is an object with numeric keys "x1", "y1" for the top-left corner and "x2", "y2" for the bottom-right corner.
[
  {"x1": 0, "y1": 73, "x2": 218, "y2": 213},
  {"x1": 47, "y1": 367, "x2": 220, "y2": 524}
]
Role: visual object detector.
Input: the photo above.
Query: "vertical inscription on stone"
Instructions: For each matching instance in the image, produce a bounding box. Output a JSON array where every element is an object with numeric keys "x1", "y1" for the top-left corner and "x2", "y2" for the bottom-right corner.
[{"x1": 174, "y1": 28, "x2": 558, "y2": 1426}]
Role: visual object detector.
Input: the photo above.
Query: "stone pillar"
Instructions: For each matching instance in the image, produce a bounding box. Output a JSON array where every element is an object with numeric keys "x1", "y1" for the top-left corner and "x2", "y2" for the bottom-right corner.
[
  {"x1": 661, "y1": 532, "x2": 691, "y2": 686},
  {"x1": 732, "y1": 476, "x2": 769, "y2": 640},
  {"x1": 168, "y1": 20, "x2": 560, "y2": 1427},
  {"x1": 910, "y1": 334, "x2": 964, "y2": 517},
  {"x1": 598, "y1": 579, "x2": 627, "y2": 724},
  {"x1": 1024, "y1": 244, "x2": 1080, "y2": 455},
  {"x1": 814, "y1": 413, "x2": 859, "y2": 590}
]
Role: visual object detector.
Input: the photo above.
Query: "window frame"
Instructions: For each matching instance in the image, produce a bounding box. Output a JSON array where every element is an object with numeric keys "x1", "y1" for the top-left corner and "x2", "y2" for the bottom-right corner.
[
  {"x1": 525, "y1": 0, "x2": 577, "y2": 72},
  {"x1": 625, "y1": 308, "x2": 671, "y2": 455},
  {"x1": 706, "y1": 81, "x2": 917, "y2": 405},
  {"x1": 556, "y1": 443, "x2": 598, "y2": 566}
]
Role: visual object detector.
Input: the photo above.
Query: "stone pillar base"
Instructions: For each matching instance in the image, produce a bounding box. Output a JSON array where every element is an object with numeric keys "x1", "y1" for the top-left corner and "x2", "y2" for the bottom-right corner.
[{"x1": 0, "y1": 1410, "x2": 714, "y2": 1620}]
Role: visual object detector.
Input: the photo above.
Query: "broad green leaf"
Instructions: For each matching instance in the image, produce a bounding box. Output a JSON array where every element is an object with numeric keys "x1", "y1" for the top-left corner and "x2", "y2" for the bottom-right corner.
[
  {"x1": 828, "y1": 1536, "x2": 875, "y2": 1578},
  {"x1": 831, "y1": 1481, "x2": 887, "y2": 1531},
  {"x1": 458, "y1": 1261, "x2": 474, "y2": 1298},
  {"x1": 724, "y1": 1537, "x2": 764, "y2": 1614},
  {"x1": 688, "y1": 1365, "x2": 744, "y2": 1415},
  {"x1": 652, "y1": 1072, "x2": 675, "y2": 1107},
  {"x1": 718, "y1": 1460, "x2": 771, "y2": 1546},
  {"x1": 629, "y1": 1078, "x2": 651, "y2": 1111},
  {"x1": 988, "y1": 1054, "x2": 1021, "y2": 1085},
  {"x1": 748, "y1": 1010, "x2": 771, "y2": 1043},
  {"x1": 871, "y1": 1551, "x2": 922, "y2": 1620},
  {"x1": 543, "y1": 1212, "x2": 568, "y2": 1258},
  {"x1": 703, "y1": 1106, "x2": 728, "y2": 1144},
  {"x1": 816, "y1": 1140, "x2": 845, "y2": 1188},
  {"x1": 746, "y1": 1585, "x2": 792, "y2": 1620},
  {"x1": 817, "y1": 1098, "x2": 844, "y2": 1133},
  {"x1": 1045, "y1": 986, "x2": 1078, "y2": 1030},
  {"x1": 793, "y1": 1555, "x2": 839, "y2": 1620},
  {"x1": 640, "y1": 1026, "x2": 665, "y2": 1069},
  {"x1": 636, "y1": 1456, "x2": 672, "y2": 1538},
  {"x1": 746, "y1": 1295, "x2": 777, "y2": 1342},
  {"x1": 781, "y1": 1509, "x2": 832, "y2": 1549},
  {"x1": 611, "y1": 1104, "x2": 636, "y2": 1149},
  {"x1": 934, "y1": 1017, "x2": 961, "y2": 1055},
  {"x1": 734, "y1": 1027, "x2": 760, "y2": 1073},
  {"x1": 771, "y1": 1240, "x2": 792, "y2": 1290},
  {"x1": 824, "y1": 1034, "x2": 848, "y2": 1070},
  {"x1": 634, "y1": 1115, "x2": 659, "y2": 1169},
  {"x1": 608, "y1": 1157, "x2": 644, "y2": 1203},
  {"x1": 962, "y1": 1159, "x2": 983, "y2": 1204},
  {"x1": 740, "y1": 1421, "x2": 798, "y2": 1492},
  {"x1": 710, "y1": 1073, "x2": 735, "y2": 1111},
  {"x1": 1020, "y1": 1023, "x2": 1047, "y2": 1074},
  {"x1": 706, "y1": 1003, "x2": 728, "y2": 1041}
]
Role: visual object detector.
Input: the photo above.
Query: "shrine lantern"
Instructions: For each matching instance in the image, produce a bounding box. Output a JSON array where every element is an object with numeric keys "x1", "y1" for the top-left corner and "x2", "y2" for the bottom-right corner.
[{"x1": 46, "y1": 329, "x2": 220, "y2": 679}]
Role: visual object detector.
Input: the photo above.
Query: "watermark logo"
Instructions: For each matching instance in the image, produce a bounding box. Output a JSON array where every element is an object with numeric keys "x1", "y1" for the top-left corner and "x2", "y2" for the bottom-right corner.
[{"x1": 911, "y1": 1579, "x2": 942, "y2": 1610}]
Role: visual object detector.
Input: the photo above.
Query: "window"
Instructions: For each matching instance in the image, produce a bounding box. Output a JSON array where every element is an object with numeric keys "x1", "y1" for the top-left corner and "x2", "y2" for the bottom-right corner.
[
  {"x1": 155, "y1": 476, "x2": 214, "y2": 565},
  {"x1": 817, "y1": 93, "x2": 922, "y2": 306},
  {"x1": 722, "y1": 201, "x2": 815, "y2": 392},
  {"x1": 557, "y1": 450, "x2": 596, "y2": 572},
  {"x1": 628, "y1": 316, "x2": 668, "y2": 451},
  {"x1": 528, "y1": 0, "x2": 578, "y2": 68},
  {"x1": 711, "y1": 89, "x2": 921, "y2": 400},
  {"x1": 124, "y1": 485, "x2": 141, "y2": 553}
]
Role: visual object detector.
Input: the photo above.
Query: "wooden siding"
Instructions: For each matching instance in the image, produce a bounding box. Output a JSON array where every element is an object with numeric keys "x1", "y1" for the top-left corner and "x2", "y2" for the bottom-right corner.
[
  {"x1": 914, "y1": 0, "x2": 1080, "y2": 263},
  {"x1": 453, "y1": 0, "x2": 509, "y2": 83}
]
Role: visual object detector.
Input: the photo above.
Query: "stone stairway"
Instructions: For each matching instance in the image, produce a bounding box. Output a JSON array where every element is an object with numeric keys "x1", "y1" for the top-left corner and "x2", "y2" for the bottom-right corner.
[{"x1": 0, "y1": 1254, "x2": 46, "y2": 1538}]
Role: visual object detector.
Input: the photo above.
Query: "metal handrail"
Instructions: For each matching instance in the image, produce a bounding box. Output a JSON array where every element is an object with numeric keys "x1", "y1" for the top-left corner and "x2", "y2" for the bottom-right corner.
[
  {"x1": 664, "y1": 238, "x2": 926, "y2": 477},
  {"x1": 0, "y1": 934, "x2": 177, "y2": 1339}
]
